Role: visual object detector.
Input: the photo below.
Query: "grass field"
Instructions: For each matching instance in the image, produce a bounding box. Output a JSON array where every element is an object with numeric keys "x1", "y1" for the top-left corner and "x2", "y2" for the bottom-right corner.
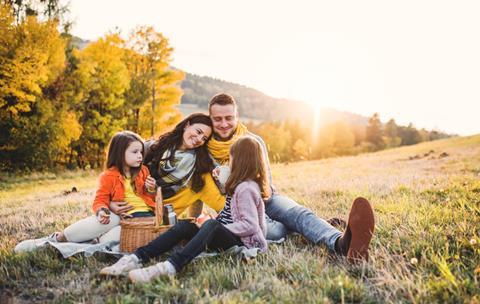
[{"x1": 1, "y1": 135, "x2": 479, "y2": 303}]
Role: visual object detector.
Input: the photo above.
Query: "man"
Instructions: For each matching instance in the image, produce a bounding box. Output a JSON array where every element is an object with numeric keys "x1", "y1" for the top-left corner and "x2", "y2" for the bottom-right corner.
[{"x1": 207, "y1": 93, "x2": 375, "y2": 262}]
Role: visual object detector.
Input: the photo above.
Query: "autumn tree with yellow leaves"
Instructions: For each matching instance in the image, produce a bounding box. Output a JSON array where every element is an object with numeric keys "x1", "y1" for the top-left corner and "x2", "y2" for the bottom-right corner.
[
  {"x1": 0, "y1": 4, "x2": 81, "y2": 171},
  {"x1": 0, "y1": 3, "x2": 183, "y2": 171},
  {"x1": 123, "y1": 26, "x2": 184, "y2": 138}
]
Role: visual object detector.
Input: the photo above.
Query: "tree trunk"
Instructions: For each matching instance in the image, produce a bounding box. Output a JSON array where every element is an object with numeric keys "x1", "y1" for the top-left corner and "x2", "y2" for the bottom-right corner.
[
  {"x1": 134, "y1": 108, "x2": 140, "y2": 133},
  {"x1": 151, "y1": 81, "x2": 156, "y2": 137}
]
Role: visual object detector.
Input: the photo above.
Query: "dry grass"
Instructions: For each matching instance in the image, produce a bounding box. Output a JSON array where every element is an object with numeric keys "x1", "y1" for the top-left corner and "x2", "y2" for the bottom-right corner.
[{"x1": 1, "y1": 135, "x2": 479, "y2": 303}]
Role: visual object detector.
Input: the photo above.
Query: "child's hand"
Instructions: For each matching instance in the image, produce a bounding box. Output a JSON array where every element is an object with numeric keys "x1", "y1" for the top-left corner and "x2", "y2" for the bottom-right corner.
[
  {"x1": 212, "y1": 166, "x2": 230, "y2": 185},
  {"x1": 195, "y1": 213, "x2": 214, "y2": 228},
  {"x1": 212, "y1": 167, "x2": 220, "y2": 179},
  {"x1": 145, "y1": 175, "x2": 157, "y2": 193},
  {"x1": 96, "y1": 208, "x2": 111, "y2": 225}
]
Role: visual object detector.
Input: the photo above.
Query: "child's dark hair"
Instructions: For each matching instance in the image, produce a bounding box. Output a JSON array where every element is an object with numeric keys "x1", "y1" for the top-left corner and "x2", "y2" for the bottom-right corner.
[
  {"x1": 225, "y1": 136, "x2": 271, "y2": 200},
  {"x1": 106, "y1": 131, "x2": 145, "y2": 191},
  {"x1": 144, "y1": 113, "x2": 214, "y2": 193}
]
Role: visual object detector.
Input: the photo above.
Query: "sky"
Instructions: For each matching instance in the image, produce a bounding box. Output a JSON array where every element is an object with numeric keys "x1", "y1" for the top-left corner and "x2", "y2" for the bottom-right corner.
[{"x1": 69, "y1": 0, "x2": 480, "y2": 135}]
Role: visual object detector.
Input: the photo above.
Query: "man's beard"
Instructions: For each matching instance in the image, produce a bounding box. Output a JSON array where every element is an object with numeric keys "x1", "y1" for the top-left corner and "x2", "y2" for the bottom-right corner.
[{"x1": 214, "y1": 128, "x2": 236, "y2": 141}]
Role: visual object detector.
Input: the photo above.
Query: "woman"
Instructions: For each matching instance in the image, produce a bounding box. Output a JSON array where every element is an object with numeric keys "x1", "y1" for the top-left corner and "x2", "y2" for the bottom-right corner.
[{"x1": 109, "y1": 113, "x2": 225, "y2": 220}]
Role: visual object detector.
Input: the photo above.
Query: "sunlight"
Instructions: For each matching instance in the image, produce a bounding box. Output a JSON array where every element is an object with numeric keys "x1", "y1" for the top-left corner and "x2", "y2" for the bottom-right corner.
[{"x1": 311, "y1": 102, "x2": 321, "y2": 145}]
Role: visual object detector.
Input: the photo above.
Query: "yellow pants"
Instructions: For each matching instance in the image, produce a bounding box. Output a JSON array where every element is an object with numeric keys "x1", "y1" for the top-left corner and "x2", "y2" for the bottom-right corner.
[{"x1": 163, "y1": 173, "x2": 226, "y2": 215}]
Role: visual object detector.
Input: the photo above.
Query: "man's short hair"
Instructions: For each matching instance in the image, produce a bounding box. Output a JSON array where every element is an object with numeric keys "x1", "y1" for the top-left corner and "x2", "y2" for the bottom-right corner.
[{"x1": 208, "y1": 93, "x2": 237, "y2": 111}]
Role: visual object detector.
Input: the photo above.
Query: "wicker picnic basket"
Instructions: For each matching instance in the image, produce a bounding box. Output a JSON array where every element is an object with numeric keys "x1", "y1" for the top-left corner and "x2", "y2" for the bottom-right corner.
[{"x1": 120, "y1": 188, "x2": 197, "y2": 253}]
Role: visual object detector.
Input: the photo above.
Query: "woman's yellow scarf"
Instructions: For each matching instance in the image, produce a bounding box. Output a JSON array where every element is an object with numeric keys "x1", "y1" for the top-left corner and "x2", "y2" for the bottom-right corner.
[{"x1": 207, "y1": 123, "x2": 248, "y2": 164}]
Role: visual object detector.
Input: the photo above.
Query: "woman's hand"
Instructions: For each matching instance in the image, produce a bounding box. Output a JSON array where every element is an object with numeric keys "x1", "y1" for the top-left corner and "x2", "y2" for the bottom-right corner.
[
  {"x1": 96, "y1": 208, "x2": 111, "y2": 224},
  {"x1": 145, "y1": 175, "x2": 157, "y2": 193},
  {"x1": 109, "y1": 201, "x2": 133, "y2": 218}
]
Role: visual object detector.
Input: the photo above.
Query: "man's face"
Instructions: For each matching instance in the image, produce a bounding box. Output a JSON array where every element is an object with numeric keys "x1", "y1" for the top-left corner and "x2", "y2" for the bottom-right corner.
[{"x1": 209, "y1": 104, "x2": 238, "y2": 140}]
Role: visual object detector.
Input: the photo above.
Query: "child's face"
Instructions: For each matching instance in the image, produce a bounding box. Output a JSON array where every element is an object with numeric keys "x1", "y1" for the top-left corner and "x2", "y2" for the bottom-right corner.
[{"x1": 124, "y1": 141, "x2": 143, "y2": 168}]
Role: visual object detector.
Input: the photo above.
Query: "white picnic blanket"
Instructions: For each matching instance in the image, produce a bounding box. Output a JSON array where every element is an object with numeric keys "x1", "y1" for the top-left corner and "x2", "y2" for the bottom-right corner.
[{"x1": 21, "y1": 237, "x2": 285, "y2": 260}]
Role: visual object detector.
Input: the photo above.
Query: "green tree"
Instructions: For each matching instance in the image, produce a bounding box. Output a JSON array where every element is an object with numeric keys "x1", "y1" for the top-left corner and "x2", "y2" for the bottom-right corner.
[
  {"x1": 366, "y1": 113, "x2": 385, "y2": 150},
  {"x1": 124, "y1": 26, "x2": 184, "y2": 138},
  {"x1": 66, "y1": 34, "x2": 130, "y2": 168},
  {"x1": 398, "y1": 123, "x2": 422, "y2": 146},
  {"x1": 248, "y1": 121, "x2": 293, "y2": 162},
  {"x1": 0, "y1": 5, "x2": 75, "y2": 171},
  {"x1": 384, "y1": 118, "x2": 401, "y2": 148},
  {"x1": 283, "y1": 119, "x2": 311, "y2": 160},
  {"x1": 314, "y1": 121, "x2": 355, "y2": 158},
  {"x1": 2, "y1": 0, "x2": 71, "y2": 31},
  {"x1": 292, "y1": 139, "x2": 310, "y2": 160}
]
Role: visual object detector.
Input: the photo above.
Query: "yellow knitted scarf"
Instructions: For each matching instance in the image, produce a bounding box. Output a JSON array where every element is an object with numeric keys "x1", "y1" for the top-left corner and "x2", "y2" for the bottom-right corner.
[{"x1": 207, "y1": 123, "x2": 248, "y2": 164}]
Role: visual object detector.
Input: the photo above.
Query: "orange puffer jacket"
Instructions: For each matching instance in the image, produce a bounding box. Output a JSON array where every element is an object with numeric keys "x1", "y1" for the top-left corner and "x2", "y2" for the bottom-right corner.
[{"x1": 92, "y1": 166, "x2": 156, "y2": 214}]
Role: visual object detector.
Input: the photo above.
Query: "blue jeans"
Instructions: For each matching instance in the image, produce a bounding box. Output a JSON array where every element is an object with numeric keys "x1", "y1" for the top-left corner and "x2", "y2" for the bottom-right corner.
[
  {"x1": 135, "y1": 220, "x2": 242, "y2": 272},
  {"x1": 265, "y1": 194, "x2": 342, "y2": 251},
  {"x1": 266, "y1": 215, "x2": 288, "y2": 241}
]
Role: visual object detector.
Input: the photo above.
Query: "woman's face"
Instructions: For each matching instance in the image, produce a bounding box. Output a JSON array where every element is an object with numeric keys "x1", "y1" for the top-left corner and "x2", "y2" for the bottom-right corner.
[{"x1": 181, "y1": 123, "x2": 212, "y2": 150}]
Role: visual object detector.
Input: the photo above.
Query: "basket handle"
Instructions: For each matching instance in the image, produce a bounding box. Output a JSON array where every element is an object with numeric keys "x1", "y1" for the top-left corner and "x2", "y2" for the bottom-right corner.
[{"x1": 155, "y1": 187, "x2": 163, "y2": 228}]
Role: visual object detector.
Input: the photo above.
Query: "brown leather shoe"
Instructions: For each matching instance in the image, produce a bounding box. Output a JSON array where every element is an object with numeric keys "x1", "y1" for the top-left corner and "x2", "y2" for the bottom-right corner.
[{"x1": 335, "y1": 197, "x2": 375, "y2": 262}]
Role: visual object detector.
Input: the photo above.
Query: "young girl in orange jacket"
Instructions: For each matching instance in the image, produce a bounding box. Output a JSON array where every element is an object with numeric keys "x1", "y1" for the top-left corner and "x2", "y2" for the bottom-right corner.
[{"x1": 15, "y1": 131, "x2": 157, "y2": 252}]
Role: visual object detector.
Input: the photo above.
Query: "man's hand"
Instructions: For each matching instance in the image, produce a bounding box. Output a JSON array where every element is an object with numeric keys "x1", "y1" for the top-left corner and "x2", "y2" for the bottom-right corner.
[{"x1": 109, "y1": 201, "x2": 133, "y2": 218}]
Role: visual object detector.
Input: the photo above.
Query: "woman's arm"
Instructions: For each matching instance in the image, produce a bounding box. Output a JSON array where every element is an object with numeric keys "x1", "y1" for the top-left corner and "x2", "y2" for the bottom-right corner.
[{"x1": 187, "y1": 200, "x2": 204, "y2": 218}]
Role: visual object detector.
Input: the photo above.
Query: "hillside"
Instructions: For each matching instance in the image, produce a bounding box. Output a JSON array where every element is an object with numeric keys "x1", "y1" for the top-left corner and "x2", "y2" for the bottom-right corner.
[
  {"x1": 69, "y1": 36, "x2": 441, "y2": 132},
  {"x1": 180, "y1": 72, "x2": 369, "y2": 126},
  {"x1": 181, "y1": 72, "x2": 305, "y2": 121},
  {"x1": 1, "y1": 134, "x2": 479, "y2": 302}
]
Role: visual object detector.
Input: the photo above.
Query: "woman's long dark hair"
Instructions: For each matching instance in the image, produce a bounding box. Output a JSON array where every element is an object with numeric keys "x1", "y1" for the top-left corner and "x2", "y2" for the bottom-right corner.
[
  {"x1": 106, "y1": 131, "x2": 145, "y2": 192},
  {"x1": 144, "y1": 113, "x2": 214, "y2": 192}
]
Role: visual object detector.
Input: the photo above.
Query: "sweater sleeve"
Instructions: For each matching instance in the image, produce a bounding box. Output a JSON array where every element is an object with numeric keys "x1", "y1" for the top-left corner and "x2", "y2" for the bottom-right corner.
[
  {"x1": 224, "y1": 184, "x2": 261, "y2": 237},
  {"x1": 92, "y1": 172, "x2": 112, "y2": 214}
]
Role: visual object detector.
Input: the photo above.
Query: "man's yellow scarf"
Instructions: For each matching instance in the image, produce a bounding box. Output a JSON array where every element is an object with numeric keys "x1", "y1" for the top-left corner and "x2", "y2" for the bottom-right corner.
[{"x1": 208, "y1": 123, "x2": 248, "y2": 164}]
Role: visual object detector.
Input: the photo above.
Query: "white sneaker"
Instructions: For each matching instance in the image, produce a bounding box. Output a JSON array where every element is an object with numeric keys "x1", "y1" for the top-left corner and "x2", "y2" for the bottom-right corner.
[
  {"x1": 99, "y1": 254, "x2": 142, "y2": 276},
  {"x1": 14, "y1": 233, "x2": 59, "y2": 253},
  {"x1": 128, "y1": 261, "x2": 176, "y2": 283}
]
